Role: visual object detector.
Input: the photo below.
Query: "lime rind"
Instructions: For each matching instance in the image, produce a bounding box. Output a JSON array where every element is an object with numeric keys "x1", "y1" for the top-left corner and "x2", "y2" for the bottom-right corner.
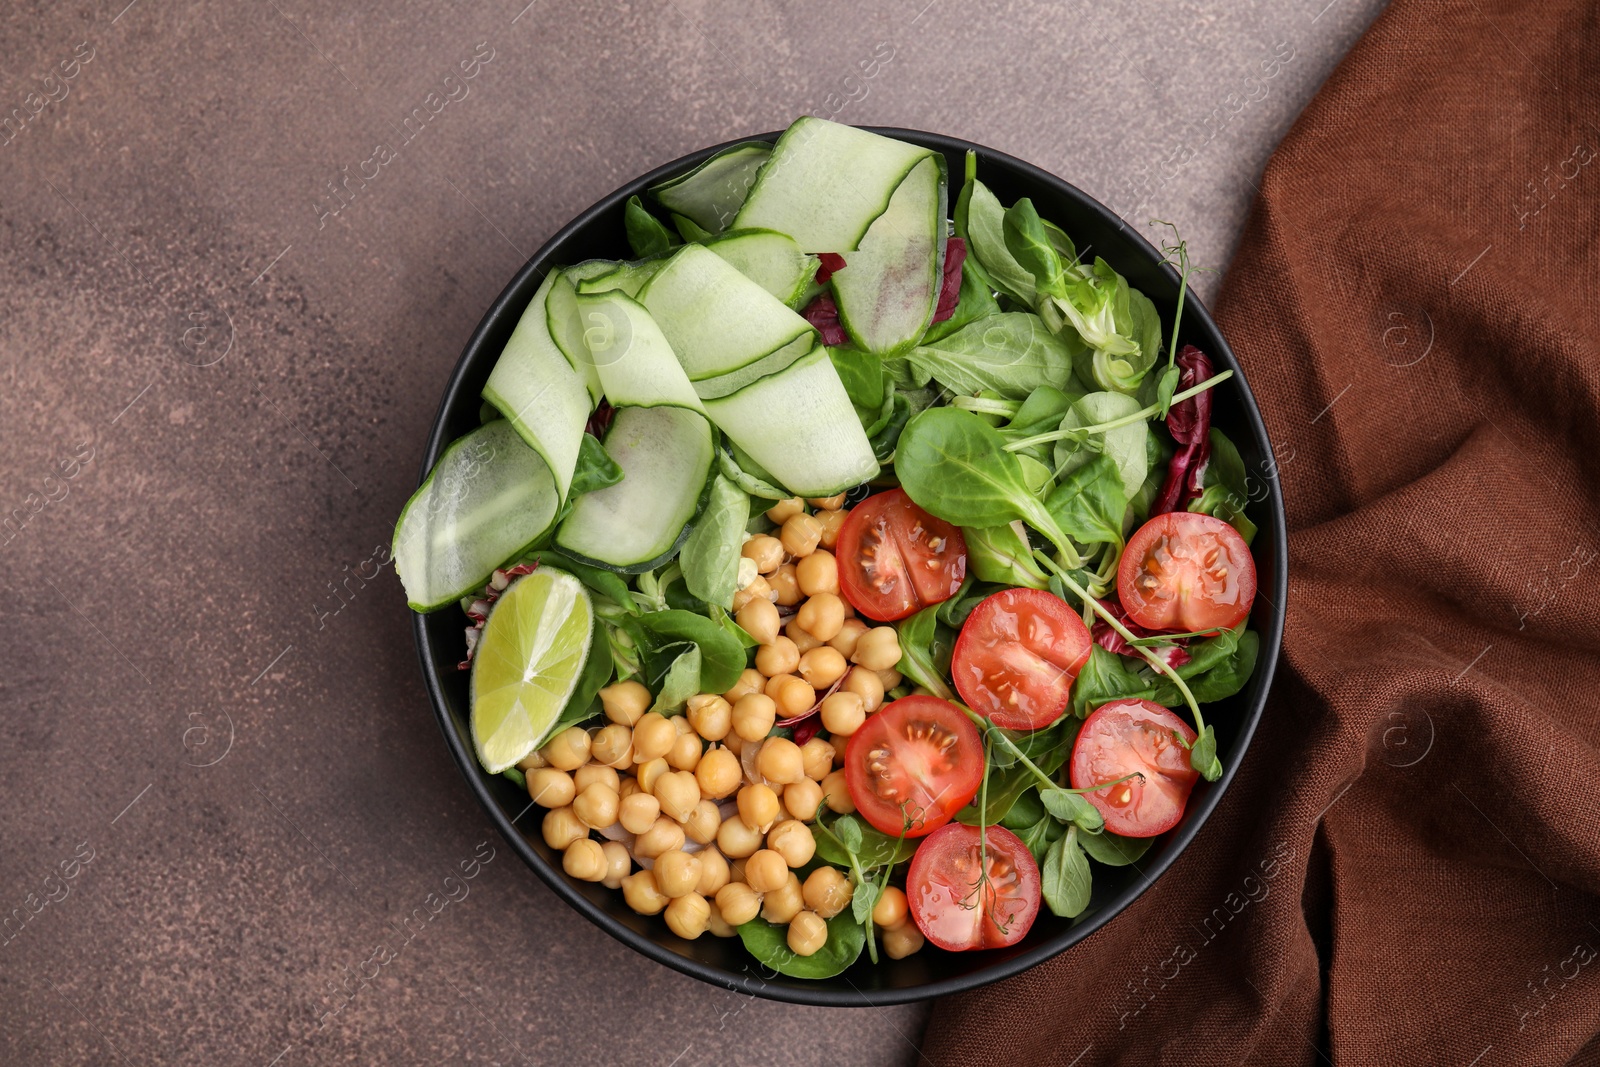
[{"x1": 470, "y1": 569, "x2": 594, "y2": 773}]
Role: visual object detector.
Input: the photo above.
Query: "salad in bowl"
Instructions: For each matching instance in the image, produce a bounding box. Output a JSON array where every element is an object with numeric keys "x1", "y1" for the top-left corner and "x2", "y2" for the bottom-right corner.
[{"x1": 395, "y1": 118, "x2": 1269, "y2": 988}]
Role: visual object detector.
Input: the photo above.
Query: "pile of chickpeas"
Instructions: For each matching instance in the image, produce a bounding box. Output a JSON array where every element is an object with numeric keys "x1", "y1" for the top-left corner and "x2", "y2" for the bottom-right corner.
[{"x1": 519, "y1": 494, "x2": 927, "y2": 962}]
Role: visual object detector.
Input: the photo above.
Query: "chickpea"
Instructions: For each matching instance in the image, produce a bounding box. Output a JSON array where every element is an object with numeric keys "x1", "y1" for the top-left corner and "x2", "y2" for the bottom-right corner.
[
  {"x1": 672, "y1": 714, "x2": 695, "y2": 736},
  {"x1": 808, "y1": 493, "x2": 847, "y2": 510},
  {"x1": 573, "y1": 783, "x2": 619, "y2": 830},
  {"x1": 526, "y1": 768, "x2": 575, "y2": 808},
  {"x1": 873, "y1": 886, "x2": 909, "y2": 930},
  {"x1": 766, "y1": 497, "x2": 806, "y2": 524},
  {"x1": 738, "y1": 783, "x2": 781, "y2": 831},
  {"x1": 716, "y1": 882, "x2": 762, "y2": 926},
  {"x1": 796, "y1": 551, "x2": 841, "y2": 597},
  {"x1": 882, "y1": 921, "x2": 925, "y2": 959},
  {"x1": 618, "y1": 777, "x2": 641, "y2": 800},
  {"x1": 769, "y1": 675, "x2": 815, "y2": 718},
  {"x1": 686, "y1": 694, "x2": 733, "y2": 741},
  {"x1": 828, "y1": 618, "x2": 868, "y2": 660},
  {"x1": 780, "y1": 513, "x2": 823, "y2": 558},
  {"x1": 621, "y1": 869, "x2": 669, "y2": 915},
  {"x1": 732, "y1": 574, "x2": 774, "y2": 612},
  {"x1": 796, "y1": 592, "x2": 846, "y2": 642},
  {"x1": 754, "y1": 636, "x2": 800, "y2": 677},
  {"x1": 590, "y1": 723, "x2": 634, "y2": 768},
  {"x1": 665, "y1": 891, "x2": 712, "y2": 939},
  {"x1": 683, "y1": 799, "x2": 722, "y2": 845},
  {"x1": 724, "y1": 668, "x2": 765, "y2": 704},
  {"x1": 820, "y1": 691, "x2": 866, "y2": 737},
  {"x1": 573, "y1": 763, "x2": 619, "y2": 794},
  {"x1": 705, "y1": 908, "x2": 737, "y2": 938},
  {"x1": 761, "y1": 873, "x2": 805, "y2": 924},
  {"x1": 877, "y1": 667, "x2": 904, "y2": 690},
  {"x1": 821, "y1": 769, "x2": 855, "y2": 814},
  {"x1": 787, "y1": 910, "x2": 829, "y2": 956},
  {"x1": 540, "y1": 726, "x2": 591, "y2": 771},
  {"x1": 842, "y1": 665, "x2": 886, "y2": 712},
  {"x1": 634, "y1": 816, "x2": 686, "y2": 859},
  {"x1": 767, "y1": 820, "x2": 816, "y2": 867},
  {"x1": 653, "y1": 849, "x2": 703, "y2": 898},
  {"x1": 517, "y1": 749, "x2": 548, "y2": 771},
  {"x1": 600, "y1": 840, "x2": 631, "y2": 889},
  {"x1": 541, "y1": 807, "x2": 587, "y2": 850},
  {"x1": 667, "y1": 732, "x2": 702, "y2": 772},
  {"x1": 784, "y1": 777, "x2": 824, "y2": 821},
  {"x1": 799, "y1": 737, "x2": 836, "y2": 782},
  {"x1": 631, "y1": 713, "x2": 675, "y2": 764},
  {"x1": 728, "y1": 858, "x2": 747, "y2": 885},
  {"x1": 798, "y1": 646, "x2": 848, "y2": 689},
  {"x1": 741, "y1": 534, "x2": 784, "y2": 574},
  {"x1": 731, "y1": 693, "x2": 777, "y2": 742},
  {"x1": 803, "y1": 867, "x2": 853, "y2": 918},
  {"x1": 562, "y1": 838, "x2": 607, "y2": 881},
  {"x1": 599, "y1": 680, "x2": 651, "y2": 726},
  {"x1": 745, "y1": 849, "x2": 789, "y2": 893},
  {"x1": 696, "y1": 846, "x2": 731, "y2": 896},
  {"x1": 717, "y1": 813, "x2": 765, "y2": 858},
  {"x1": 756, "y1": 738, "x2": 805, "y2": 785},
  {"x1": 817, "y1": 507, "x2": 848, "y2": 550},
  {"x1": 695, "y1": 746, "x2": 742, "y2": 799},
  {"x1": 736, "y1": 598, "x2": 781, "y2": 645},
  {"x1": 635, "y1": 757, "x2": 670, "y2": 796},
  {"x1": 722, "y1": 731, "x2": 745, "y2": 757},
  {"x1": 785, "y1": 619, "x2": 824, "y2": 654},
  {"x1": 619, "y1": 791, "x2": 661, "y2": 835},
  {"x1": 851, "y1": 626, "x2": 902, "y2": 671},
  {"x1": 653, "y1": 770, "x2": 701, "y2": 823},
  {"x1": 771, "y1": 563, "x2": 801, "y2": 607}
]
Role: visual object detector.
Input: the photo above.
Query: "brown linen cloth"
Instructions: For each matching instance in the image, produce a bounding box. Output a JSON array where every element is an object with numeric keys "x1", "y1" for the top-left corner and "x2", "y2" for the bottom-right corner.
[{"x1": 925, "y1": 0, "x2": 1600, "y2": 1063}]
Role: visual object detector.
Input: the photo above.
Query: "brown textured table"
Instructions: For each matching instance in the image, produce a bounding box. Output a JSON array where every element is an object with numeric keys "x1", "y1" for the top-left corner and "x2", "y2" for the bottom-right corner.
[{"x1": 0, "y1": 1, "x2": 1383, "y2": 1062}]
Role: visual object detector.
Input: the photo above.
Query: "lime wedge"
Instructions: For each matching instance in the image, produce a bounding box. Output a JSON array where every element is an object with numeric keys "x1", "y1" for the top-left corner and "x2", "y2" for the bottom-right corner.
[{"x1": 470, "y1": 568, "x2": 594, "y2": 773}]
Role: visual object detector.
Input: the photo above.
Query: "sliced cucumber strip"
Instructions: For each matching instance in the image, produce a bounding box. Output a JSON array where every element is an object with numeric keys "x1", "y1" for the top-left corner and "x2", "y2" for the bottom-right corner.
[
  {"x1": 649, "y1": 141, "x2": 772, "y2": 236},
  {"x1": 704, "y1": 228, "x2": 819, "y2": 308},
  {"x1": 831, "y1": 154, "x2": 948, "y2": 358},
  {"x1": 733, "y1": 118, "x2": 935, "y2": 253},
  {"x1": 576, "y1": 258, "x2": 665, "y2": 298},
  {"x1": 548, "y1": 260, "x2": 623, "y2": 404},
  {"x1": 392, "y1": 420, "x2": 561, "y2": 612},
  {"x1": 574, "y1": 290, "x2": 705, "y2": 414},
  {"x1": 555, "y1": 406, "x2": 714, "y2": 571},
  {"x1": 639, "y1": 243, "x2": 813, "y2": 382},
  {"x1": 481, "y1": 272, "x2": 592, "y2": 500},
  {"x1": 703, "y1": 345, "x2": 879, "y2": 497},
  {"x1": 693, "y1": 333, "x2": 812, "y2": 401}
]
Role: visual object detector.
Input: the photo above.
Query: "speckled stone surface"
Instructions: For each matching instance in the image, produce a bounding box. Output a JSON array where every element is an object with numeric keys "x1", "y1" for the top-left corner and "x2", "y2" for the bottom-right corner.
[{"x1": 0, "y1": 1, "x2": 1382, "y2": 1063}]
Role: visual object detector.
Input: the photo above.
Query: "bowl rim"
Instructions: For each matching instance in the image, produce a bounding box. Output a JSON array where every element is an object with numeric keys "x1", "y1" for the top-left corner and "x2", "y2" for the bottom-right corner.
[{"x1": 411, "y1": 126, "x2": 1288, "y2": 1007}]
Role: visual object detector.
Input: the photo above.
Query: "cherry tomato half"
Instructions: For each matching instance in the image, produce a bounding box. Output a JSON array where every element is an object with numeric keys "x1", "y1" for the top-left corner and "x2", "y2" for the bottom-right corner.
[
  {"x1": 837, "y1": 489, "x2": 967, "y2": 622},
  {"x1": 907, "y1": 822, "x2": 1041, "y2": 951},
  {"x1": 1117, "y1": 512, "x2": 1256, "y2": 633},
  {"x1": 951, "y1": 588, "x2": 1093, "y2": 730},
  {"x1": 844, "y1": 695, "x2": 983, "y2": 838},
  {"x1": 1069, "y1": 699, "x2": 1200, "y2": 838}
]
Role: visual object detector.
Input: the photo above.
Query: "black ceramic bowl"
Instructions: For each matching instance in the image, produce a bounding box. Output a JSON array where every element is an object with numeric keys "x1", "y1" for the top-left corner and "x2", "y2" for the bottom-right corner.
[{"x1": 412, "y1": 128, "x2": 1287, "y2": 1007}]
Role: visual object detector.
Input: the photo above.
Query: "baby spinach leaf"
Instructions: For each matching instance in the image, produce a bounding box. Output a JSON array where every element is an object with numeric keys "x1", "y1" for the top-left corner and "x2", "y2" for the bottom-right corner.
[
  {"x1": 1040, "y1": 788, "x2": 1104, "y2": 832},
  {"x1": 680, "y1": 474, "x2": 751, "y2": 609},
  {"x1": 1046, "y1": 454, "x2": 1127, "y2": 547},
  {"x1": 813, "y1": 817, "x2": 916, "y2": 868},
  {"x1": 957, "y1": 742, "x2": 1068, "y2": 827},
  {"x1": 1003, "y1": 198, "x2": 1068, "y2": 301},
  {"x1": 1071, "y1": 645, "x2": 1157, "y2": 718},
  {"x1": 649, "y1": 645, "x2": 701, "y2": 714},
  {"x1": 670, "y1": 212, "x2": 714, "y2": 243},
  {"x1": 1042, "y1": 826, "x2": 1093, "y2": 918},
  {"x1": 1189, "y1": 725, "x2": 1221, "y2": 780},
  {"x1": 737, "y1": 914, "x2": 865, "y2": 979},
  {"x1": 550, "y1": 614, "x2": 614, "y2": 733},
  {"x1": 921, "y1": 259, "x2": 1002, "y2": 344},
  {"x1": 965, "y1": 521, "x2": 1049, "y2": 589},
  {"x1": 1000, "y1": 786, "x2": 1046, "y2": 830},
  {"x1": 1017, "y1": 814, "x2": 1067, "y2": 865},
  {"x1": 634, "y1": 609, "x2": 747, "y2": 693},
  {"x1": 1079, "y1": 829, "x2": 1153, "y2": 867},
  {"x1": 1052, "y1": 391, "x2": 1152, "y2": 499},
  {"x1": 903, "y1": 313, "x2": 1082, "y2": 400},
  {"x1": 964, "y1": 179, "x2": 1037, "y2": 305},
  {"x1": 894, "y1": 407, "x2": 1082, "y2": 564},
  {"x1": 1192, "y1": 429, "x2": 1259, "y2": 544},
  {"x1": 936, "y1": 577, "x2": 1006, "y2": 627},
  {"x1": 524, "y1": 550, "x2": 637, "y2": 612},
  {"x1": 894, "y1": 606, "x2": 955, "y2": 701},
  {"x1": 1183, "y1": 630, "x2": 1259, "y2": 704},
  {"x1": 624, "y1": 195, "x2": 677, "y2": 258},
  {"x1": 569, "y1": 433, "x2": 625, "y2": 497}
]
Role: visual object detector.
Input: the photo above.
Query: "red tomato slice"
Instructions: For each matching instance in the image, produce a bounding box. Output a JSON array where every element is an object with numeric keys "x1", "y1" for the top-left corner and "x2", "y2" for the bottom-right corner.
[
  {"x1": 836, "y1": 490, "x2": 967, "y2": 622},
  {"x1": 1118, "y1": 512, "x2": 1256, "y2": 633},
  {"x1": 951, "y1": 588, "x2": 1093, "y2": 730},
  {"x1": 1069, "y1": 699, "x2": 1200, "y2": 837},
  {"x1": 907, "y1": 822, "x2": 1040, "y2": 951},
  {"x1": 844, "y1": 696, "x2": 983, "y2": 838}
]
